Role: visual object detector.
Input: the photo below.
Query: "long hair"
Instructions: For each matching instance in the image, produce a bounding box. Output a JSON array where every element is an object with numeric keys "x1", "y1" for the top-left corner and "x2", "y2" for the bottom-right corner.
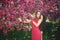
[
  {"x1": 35, "y1": 11, "x2": 42, "y2": 19},
  {"x1": 39, "y1": 15, "x2": 46, "y2": 31},
  {"x1": 35, "y1": 11, "x2": 46, "y2": 31}
]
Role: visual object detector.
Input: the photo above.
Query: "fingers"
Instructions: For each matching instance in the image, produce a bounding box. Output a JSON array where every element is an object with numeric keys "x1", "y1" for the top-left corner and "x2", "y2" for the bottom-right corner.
[{"x1": 18, "y1": 18, "x2": 22, "y2": 22}]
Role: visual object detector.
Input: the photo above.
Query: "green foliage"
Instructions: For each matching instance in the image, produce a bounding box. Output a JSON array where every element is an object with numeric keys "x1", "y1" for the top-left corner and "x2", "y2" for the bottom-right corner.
[
  {"x1": 0, "y1": 30, "x2": 31, "y2": 40},
  {"x1": 43, "y1": 20, "x2": 60, "y2": 40}
]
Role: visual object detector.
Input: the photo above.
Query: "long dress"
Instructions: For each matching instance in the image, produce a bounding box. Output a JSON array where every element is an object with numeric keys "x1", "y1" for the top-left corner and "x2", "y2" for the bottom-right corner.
[{"x1": 31, "y1": 18, "x2": 42, "y2": 40}]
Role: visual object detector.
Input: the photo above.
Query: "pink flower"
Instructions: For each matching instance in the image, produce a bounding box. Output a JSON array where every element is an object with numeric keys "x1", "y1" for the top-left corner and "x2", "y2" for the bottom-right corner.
[
  {"x1": 16, "y1": 27, "x2": 22, "y2": 31},
  {"x1": 0, "y1": 26, "x2": 3, "y2": 30},
  {"x1": 6, "y1": 23, "x2": 12, "y2": 29},
  {"x1": 7, "y1": 13, "x2": 11, "y2": 17},
  {"x1": 3, "y1": 29, "x2": 8, "y2": 36},
  {"x1": 10, "y1": 27, "x2": 15, "y2": 31},
  {"x1": 6, "y1": 17, "x2": 10, "y2": 21}
]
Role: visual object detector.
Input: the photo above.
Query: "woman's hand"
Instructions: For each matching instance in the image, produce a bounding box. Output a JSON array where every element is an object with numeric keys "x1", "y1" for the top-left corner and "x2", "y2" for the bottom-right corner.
[
  {"x1": 18, "y1": 18, "x2": 22, "y2": 22},
  {"x1": 24, "y1": 19, "x2": 31, "y2": 23},
  {"x1": 24, "y1": 19, "x2": 28, "y2": 23}
]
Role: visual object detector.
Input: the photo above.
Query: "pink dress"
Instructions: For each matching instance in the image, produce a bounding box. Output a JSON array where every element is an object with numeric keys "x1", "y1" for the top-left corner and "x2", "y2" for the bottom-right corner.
[{"x1": 31, "y1": 18, "x2": 42, "y2": 40}]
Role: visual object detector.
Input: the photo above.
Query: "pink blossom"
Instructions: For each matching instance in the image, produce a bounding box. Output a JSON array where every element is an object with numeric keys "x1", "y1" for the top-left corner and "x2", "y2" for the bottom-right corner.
[
  {"x1": 0, "y1": 26, "x2": 3, "y2": 30},
  {"x1": 6, "y1": 22, "x2": 12, "y2": 29},
  {"x1": 0, "y1": 0, "x2": 59, "y2": 33},
  {"x1": 3, "y1": 29, "x2": 8, "y2": 36}
]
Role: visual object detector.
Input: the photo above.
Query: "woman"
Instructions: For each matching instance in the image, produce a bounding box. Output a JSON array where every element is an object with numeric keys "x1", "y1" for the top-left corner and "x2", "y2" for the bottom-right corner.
[
  {"x1": 18, "y1": 11, "x2": 43, "y2": 40},
  {"x1": 31, "y1": 11, "x2": 43, "y2": 40}
]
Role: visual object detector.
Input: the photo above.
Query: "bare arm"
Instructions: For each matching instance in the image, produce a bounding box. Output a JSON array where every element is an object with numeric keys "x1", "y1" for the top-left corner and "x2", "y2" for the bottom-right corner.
[
  {"x1": 18, "y1": 18, "x2": 22, "y2": 22},
  {"x1": 18, "y1": 18, "x2": 31, "y2": 23},
  {"x1": 24, "y1": 19, "x2": 31, "y2": 23},
  {"x1": 32, "y1": 15, "x2": 43, "y2": 27}
]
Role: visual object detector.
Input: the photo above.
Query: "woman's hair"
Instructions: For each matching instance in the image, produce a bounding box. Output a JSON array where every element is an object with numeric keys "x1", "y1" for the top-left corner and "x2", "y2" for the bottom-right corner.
[{"x1": 35, "y1": 11, "x2": 42, "y2": 19}]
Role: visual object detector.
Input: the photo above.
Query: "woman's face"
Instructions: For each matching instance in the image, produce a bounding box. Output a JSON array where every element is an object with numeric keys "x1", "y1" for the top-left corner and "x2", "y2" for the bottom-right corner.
[{"x1": 36, "y1": 12, "x2": 41, "y2": 18}]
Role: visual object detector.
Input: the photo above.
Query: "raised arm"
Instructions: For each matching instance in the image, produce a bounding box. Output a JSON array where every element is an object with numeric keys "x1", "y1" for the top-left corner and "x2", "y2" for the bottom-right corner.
[
  {"x1": 32, "y1": 15, "x2": 43, "y2": 27},
  {"x1": 24, "y1": 19, "x2": 31, "y2": 23},
  {"x1": 18, "y1": 18, "x2": 31, "y2": 23}
]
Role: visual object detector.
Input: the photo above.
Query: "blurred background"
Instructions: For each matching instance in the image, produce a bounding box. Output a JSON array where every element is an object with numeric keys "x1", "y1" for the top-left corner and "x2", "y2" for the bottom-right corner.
[{"x1": 0, "y1": 0, "x2": 60, "y2": 40}]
